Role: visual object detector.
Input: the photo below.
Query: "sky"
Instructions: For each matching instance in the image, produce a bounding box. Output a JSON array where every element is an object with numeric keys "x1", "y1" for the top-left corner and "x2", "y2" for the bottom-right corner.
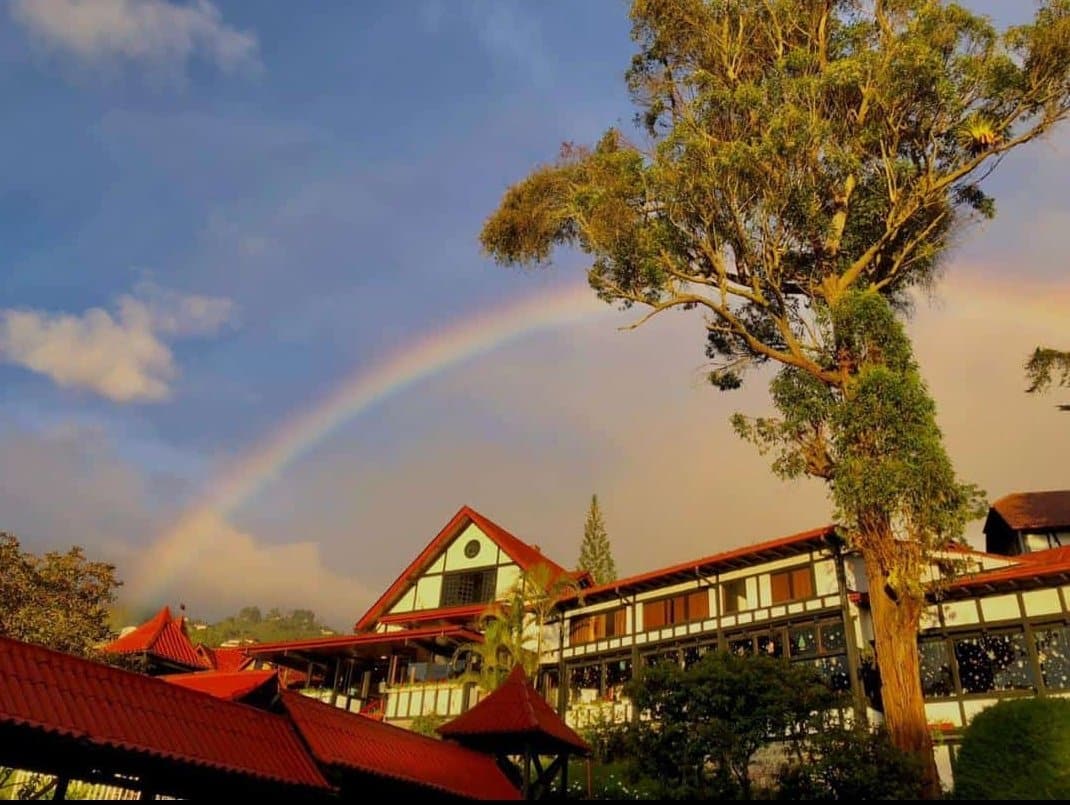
[{"x1": 1, "y1": 0, "x2": 1067, "y2": 629}]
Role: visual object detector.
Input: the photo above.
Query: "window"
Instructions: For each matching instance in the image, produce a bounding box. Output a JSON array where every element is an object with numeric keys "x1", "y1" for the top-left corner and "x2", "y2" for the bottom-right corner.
[
  {"x1": 789, "y1": 625, "x2": 819, "y2": 657},
  {"x1": 642, "y1": 590, "x2": 709, "y2": 630},
  {"x1": 770, "y1": 566, "x2": 815, "y2": 604},
  {"x1": 463, "y1": 539, "x2": 481, "y2": 558},
  {"x1": 439, "y1": 569, "x2": 497, "y2": 607},
  {"x1": 1033, "y1": 623, "x2": 1070, "y2": 690},
  {"x1": 953, "y1": 631, "x2": 1035, "y2": 694},
  {"x1": 919, "y1": 638, "x2": 955, "y2": 698},
  {"x1": 722, "y1": 579, "x2": 748, "y2": 614},
  {"x1": 569, "y1": 608, "x2": 626, "y2": 646}
]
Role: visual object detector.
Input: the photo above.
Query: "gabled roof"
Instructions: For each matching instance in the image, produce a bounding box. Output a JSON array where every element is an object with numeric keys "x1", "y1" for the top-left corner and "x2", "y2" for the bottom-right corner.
[
  {"x1": 102, "y1": 607, "x2": 205, "y2": 670},
  {"x1": 988, "y1": 490, "x2": 1070, "y2": 531},
  {"x1": 355, "y1": 505, "x2": 579, "y2": 632},
  {"x1": 438, "y1": 665, "x2": 589, "y2": 756},
  {"x1": 246, "y1": 624, "x2": 482, "y2": 660},
  {"x1": 0, "y1": 636, "x2": 328, "y2": 793},
  {"x1": 163, "y1": 670, "x2": 277, "y2": 702},
  {"x1": 279, "y1": 690, "x2": 520, "y2": 800},
  {"x1": 567, "y1": 524, "x2": 837, "y2": 605},
  {"x1": 197, "y1": 645, "x2": 252, "y2": 673}
]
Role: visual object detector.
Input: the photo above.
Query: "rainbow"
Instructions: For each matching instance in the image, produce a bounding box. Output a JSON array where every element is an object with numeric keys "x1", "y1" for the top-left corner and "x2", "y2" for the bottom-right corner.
[{"x1": 127, "y1": 282, "x2": 613, "y2": 599}]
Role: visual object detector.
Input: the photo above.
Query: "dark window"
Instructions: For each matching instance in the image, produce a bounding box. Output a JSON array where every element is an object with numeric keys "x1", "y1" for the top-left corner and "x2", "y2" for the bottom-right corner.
[
  {"x1": 821, "y1": 622, "x2": 846, "y2": 654},
  {"x1": 440, "y1": 569, "x2": 497, "y2": 607},
  {"x1": 771, "y1": 567, "x2": 815, "y2": 604},
  {"x1": 789, "y1": 625, "x2": 819, "y2": 657},
  {"x1": 463, "y1": 539, "x2": 481, "y2": 558},
  {"x1": 729, "y1": 636, "x2": 754, "y2": 656},
  {"x1": 953, "y1": 631, "x2": 1036, "y2": 694},
  {"x1": 722, "y1": 579, "x2": 747, "y2": 614},
  {"x1": 919, "y1": 638, "x2": 955, "y2": 698},
  {"x1": 757, "y1": 633, "x2": 784, "y2": 658},
  {"x1": 1033, "y1": 623, "x2": 1070, "y2": 690},
  {"x1": 606, "y1": 658, "x2": 632, "y2": 689},
  {"x1": 802, "y1": 655, "x2": 852, "y2": 692},
  {"x1": 643, "y1": 591, "x2": 709, "y2": 630}
]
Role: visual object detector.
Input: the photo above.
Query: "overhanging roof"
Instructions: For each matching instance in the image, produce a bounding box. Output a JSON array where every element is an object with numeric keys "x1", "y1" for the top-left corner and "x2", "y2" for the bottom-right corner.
[{"x1": 246, "y1": 625, "x2": 482, "y2": 668}]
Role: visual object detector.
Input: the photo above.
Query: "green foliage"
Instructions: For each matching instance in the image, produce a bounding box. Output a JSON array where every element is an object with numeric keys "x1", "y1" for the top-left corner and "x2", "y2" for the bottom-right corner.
[
  {"x1": 456, "y1": 562, "x2": 579, "y2": 692},
  {"x1": 1026, "y1": 347, "x2": 1070, "y2": 397},
  {"x1": 190, "y1": 606, "x2": 333, "y2": 647},
  {"x1": 566, "y1": 760, "x2": 660, "y2": 800},
  {"x1": 626, "y1": 651, "x2": 837, "y2": 799},
  {"x1": 408, "y1": 713, "x2": 447, "y2": 739},
  {"x1": 954, "y1": 698, "x2": 1070, "y2": 800},
  {"x1": 578, "y1": 494, "x2": 617, "y2": 585},
  {"x1": 775, "y1": 722, "x2": 924, "y2": 800},
  {"x1": 0, "y1": 532, "x2": 120, "y2": 658}
]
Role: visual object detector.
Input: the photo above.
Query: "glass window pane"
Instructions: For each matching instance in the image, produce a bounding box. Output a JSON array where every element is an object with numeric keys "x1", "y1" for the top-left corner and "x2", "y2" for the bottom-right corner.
[
  {"x1": 643, "y1": 599, "x2": 667, "y2": 630},
  {"x1": 790, "y1": 626, "x2": 819, "y2": 657},
  {"x1": 757, "y1": 634, "x2": 784, "y2": 658},
  {"x1": 953, "y1": 631, "x2": 1035, "y2": 694},
  {"x1": 729, "y1": 637, "x2": 753, "y2": 656},
  {"x1": 808, "y1": 655, "x2": 851, "y2": 692},
  {"x1": 821, "y1": 622, "x2": 846, "y2": 654},
  {"x1": 1035, "y1": 624, "x2": 1070, "y2": 691},
  {"x1": 688, "y1": 590, "x2": 710, "y2": 621},
  {"x1": 723, "y1": 579, "x2": 747, "y2": 614},
  {"x1": 771, "y1": 571, "x2": 792, "y2": 604},
  {"x1": 919, "y1": 638, "x2": 955, "y2": 698},
  {"x1": 792, "y1": 568, "x2": 815, "y2": 599}
]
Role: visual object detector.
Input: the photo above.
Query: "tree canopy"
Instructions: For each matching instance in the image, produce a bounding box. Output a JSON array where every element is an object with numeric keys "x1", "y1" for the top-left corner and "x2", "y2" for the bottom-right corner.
[
  {"x1": 481, "y1": 1, "x2": 1070, "y2": 795},
  {"x1": 0, "y1": 532, "x2": 120, "y2": 658},
  {"x1": 577, "y1": 494, "x2": 618, "y2": 585},
  {"x1": 189, "y1": 606, "x2": 334, "y2": 647}
]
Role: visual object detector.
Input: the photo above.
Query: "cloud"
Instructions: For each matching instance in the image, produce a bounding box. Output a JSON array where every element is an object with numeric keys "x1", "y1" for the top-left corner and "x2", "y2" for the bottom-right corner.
[
  {"x1": 0, "y1": 284, "x2": 234, "y2": 403},
  {"x1": 123, "y1": 510, "x2": 373, "y2": 628},
  {"x1": 10, "y1": 0, "x2": 258, "y2": 74}
]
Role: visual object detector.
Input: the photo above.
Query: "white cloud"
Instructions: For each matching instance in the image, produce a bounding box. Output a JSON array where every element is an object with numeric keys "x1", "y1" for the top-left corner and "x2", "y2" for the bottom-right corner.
[
  {"x1": 0, "y1": 285, "x2": 234, "y2": 403},
  {"x1": 123, "y1": 510, "x2": 373, "y2": 628},
  {"x1": 10, "y1": 0, "x2": 258, "y2": 74}
]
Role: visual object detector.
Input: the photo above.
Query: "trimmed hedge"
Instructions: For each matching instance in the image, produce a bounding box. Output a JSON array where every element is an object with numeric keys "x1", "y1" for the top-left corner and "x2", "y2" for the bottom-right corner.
[{"x1": 954, "y1": 697, "x2": 1070, "y2": 800}]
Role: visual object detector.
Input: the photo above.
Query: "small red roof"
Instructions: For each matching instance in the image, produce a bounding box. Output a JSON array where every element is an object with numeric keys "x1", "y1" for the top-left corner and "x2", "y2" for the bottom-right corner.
[
  {"x1": 438, "y1": 665, "x2": 589, "y2": 756},
  {"x1": 163, "y1": 670, "x2": 277, "y2": 702},
  {"x1": 990, "y1": 491, "x2": 1070, "y2": 531},
  {"x1": 355, "y1": 506, "x2": 580, "y2": 632},
  {"x1": 102, "y1": 607, "x2": 205, "y2": 670},
  {"x1": 197, "y1": 645, "x2": 251, "y2": 673},
  {"x1": 279, "y1": 690, "x2": 520, "y2": 800},
  {"x1": 0, "y1": 636, "x2": 328, "y2": 792},
  {"x1": 945, "y1": 552, "x2": 1070, "y2": 593}
]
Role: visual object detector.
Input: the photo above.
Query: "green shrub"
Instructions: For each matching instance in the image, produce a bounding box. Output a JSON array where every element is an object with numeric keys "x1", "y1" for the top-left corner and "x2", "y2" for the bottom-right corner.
[
  {"x1": 775, "y1": 723, "x2": 923, "y2": 800},
  {"x1": 954, "y1": 698, "x2": 1070, "y2": 800}
]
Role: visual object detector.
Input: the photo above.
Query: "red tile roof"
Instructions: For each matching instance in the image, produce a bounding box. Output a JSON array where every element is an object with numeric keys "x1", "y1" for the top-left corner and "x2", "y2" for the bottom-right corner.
[
  {"x1": 163, "y1": 670, "x2": 277, "y2": 702},
  {"x1": 246, "y1": 624, "x2": 482, "y2": 658},
  {"x1": 0, "y1": 636, "x2": 329, "y2": 792},
  {"x1": 944, "y1": 550, "x2": 1070, "y2": 594},
  {"x1": 990, "y1": 491, "x2": 1070, "y2": 531},
  {"x1": 377, "y1": 602, "x2": 489, "y2": 627},
  {"x1": 438, "y1": 665, "x2": 589, "y2": 756},
  {"x1": 279, "y1": 690, "x2": 520, "y2": 800},
  {"x1": 197, "y1": 645, "x2": 251, "y2": 673},
  {"x1": 102, "y1": 607, "x2": 205, "y2": 670},
  {"x1": 355, "y1": 505, "x2": 579, "y2": 632},
  {"x1": 568, "y1": 524, "x2": 837, "y2": 604}
]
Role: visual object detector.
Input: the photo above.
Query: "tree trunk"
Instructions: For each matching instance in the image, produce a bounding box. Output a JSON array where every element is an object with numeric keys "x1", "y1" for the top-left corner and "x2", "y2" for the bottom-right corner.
[{"x1": 864, "y1": 551, "x2": 941, "y2": 798}]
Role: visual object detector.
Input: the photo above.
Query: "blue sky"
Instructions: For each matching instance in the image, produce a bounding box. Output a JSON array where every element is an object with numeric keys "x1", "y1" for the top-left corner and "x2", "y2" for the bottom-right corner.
[{"x1": 1, "y1": 1, "x2": 1067, "y2": 627}]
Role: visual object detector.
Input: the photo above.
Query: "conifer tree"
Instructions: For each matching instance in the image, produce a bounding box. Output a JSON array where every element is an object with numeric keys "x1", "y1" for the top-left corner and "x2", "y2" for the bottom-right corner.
[{"x1": 577, "y1": 494, "x2": 617, "y2": 585}]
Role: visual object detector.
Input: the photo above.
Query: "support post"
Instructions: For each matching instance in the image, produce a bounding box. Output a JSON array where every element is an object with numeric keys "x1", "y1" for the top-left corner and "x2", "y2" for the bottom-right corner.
[
  {"x1": 834, "y1": 541, "x2": 867, "y2": 722},
  {"x1": 53, "y1": 775, "x2": 70, "y2": 801}
]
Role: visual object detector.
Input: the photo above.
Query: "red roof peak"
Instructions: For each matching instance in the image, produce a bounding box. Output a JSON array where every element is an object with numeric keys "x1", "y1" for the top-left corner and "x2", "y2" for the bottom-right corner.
[
  {"x1": 438, "y1": 665, "x2": 589, "y2": 756},
  {"x1": 990, "y1": 490, "x2": 1070, "y2": 531},
  {"x1": 102, "y1": 606, "x2": 205, "y2": 670},
  {"x1": 354, "y1": 505, "x2": 574, "y2": 632}
]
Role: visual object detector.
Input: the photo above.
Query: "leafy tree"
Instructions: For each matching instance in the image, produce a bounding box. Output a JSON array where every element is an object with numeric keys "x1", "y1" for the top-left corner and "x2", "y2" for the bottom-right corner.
[
  {"x1": 578, "y1": 494, "x2": 618, "y2": 585},
  {"x1": 0, "y1": 532, "x2": 120, "y2": 658},
  {"x1": 1026, "y1": 347, "x2": 1070, "y2": 409},
  {"x1": 626, "y1": 651, "x2": 836, "y2": 799},
  {"x1": 481, "y1": 1, "x2": 1070, "y2": 793},
  {"x1": 458, "y1": 562, "x2": 580, "y2": 691},
  {"x1": 953, "y1": 698, "x2": 1070, "y2": 800},
  {"x1": 191, "y1": 607, "x2": 333, "y2": 647},
  {"x1": 775, "y1": 722, "x2": 924, "y2": 800}
]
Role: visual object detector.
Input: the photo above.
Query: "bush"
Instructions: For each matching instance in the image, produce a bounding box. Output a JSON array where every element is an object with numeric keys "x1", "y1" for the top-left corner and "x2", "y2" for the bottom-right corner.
[
  {"x1": 954, "y1": 698, "x2": 1070, "y2": 800},
  {"x1": 775, "y1": 723, "x2": 923, "y2": 800}
]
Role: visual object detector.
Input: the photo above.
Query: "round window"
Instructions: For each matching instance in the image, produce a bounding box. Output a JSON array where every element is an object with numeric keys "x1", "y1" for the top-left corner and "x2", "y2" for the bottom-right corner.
[{"x1": 463, "y1": 539, "x2": 481, "y2": 559}]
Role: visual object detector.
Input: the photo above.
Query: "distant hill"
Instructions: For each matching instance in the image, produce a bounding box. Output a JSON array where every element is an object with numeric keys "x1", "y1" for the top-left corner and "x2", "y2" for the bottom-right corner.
[{"x1": 188, "y1": 606, "x2": 336, "y2": 647}]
